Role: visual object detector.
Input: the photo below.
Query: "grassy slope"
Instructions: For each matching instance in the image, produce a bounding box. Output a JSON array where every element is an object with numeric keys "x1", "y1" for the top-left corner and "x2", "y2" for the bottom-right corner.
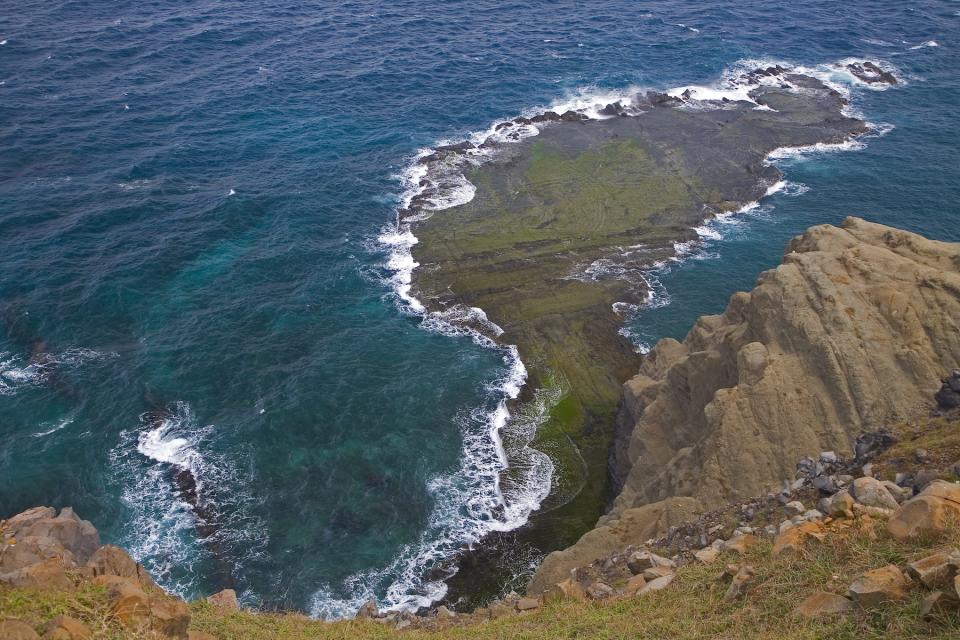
[{"x1": 6, "y1": 518, "x2": 958, "y2": 639}]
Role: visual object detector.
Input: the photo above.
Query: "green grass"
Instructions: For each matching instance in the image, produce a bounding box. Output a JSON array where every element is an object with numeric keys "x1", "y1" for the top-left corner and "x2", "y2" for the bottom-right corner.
[{"x1": 7, "y1": 517, "x2": 956, "y2": 639}]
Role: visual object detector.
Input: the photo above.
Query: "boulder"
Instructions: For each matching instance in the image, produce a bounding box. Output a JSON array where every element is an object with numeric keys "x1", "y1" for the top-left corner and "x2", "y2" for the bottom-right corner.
[
  {"x1": 847, "y1": 565, "x2": 911, "y2": 608},
  {"x1": 784, "y1": 501, "x2": 805, "y2": 516},
  {"x1": 641, "y1": 566, "x2": 674, "y2": 581},
  {"x1": 92, "y1": 575, "x2": 151, "y2": 629},
  {"x1": 585, "y1": 582, "x2": 615, "y2": 600},
  {"x1": 623, "y1": 574, "x2": 647, "y2": 596},
  {"x1": 627, "y1": 550, "x2": 674, "y2": 575},
  {"x1": 0, "y1": 557, "x2": 73, "y2": 590},
  {"x1": 355, "y1": 599, "x2": 379, "y2": 619},
  {"x1": 694, "y1": 547, "x2": 720, "y2": 563},
  {"x1": 206, "y1": 589, "x2": 239, "y2": 611},
  {"x1": 772, "y1": 521, "x2": 825, "y2": 556},
  {"x1": 722, "y1": 534, "x2": 759, "y2": 554},
  {"x1": 935, "y1": 370, "x2": 960, "y2": 409},
  {"x1": 821, "y1": 491, "x2": 855, "y2": 518},
  {"x1": 849, "y1": 477, "x2": 900, "y2": 510},
  {"x1": 905, "y1": 550, "x2": 960, "y2": 590},
  {"x1": 637, "y1": 574, "x2": 674, "y2": 595},
  {"x1": 793, "y1": 591, "x2": 854, "y2": 618},
  {"x1": 515, "y1": 597, "x2": 540, "y2": 611},
  {"x1": 919, "y1": 591, "x2": 955, "y2": 620},
  {"x1": 85, "y1": 545, "x2": 137, "y2": 579},
  {"x1": 888, "y1": 480, "x2": 960, "y2": 541},
  {"x1": 148, "y1": 594, "x2": 191, "y2": 639},
  {"x1": 543, "y1": 578, "x2": 586, "y2": 601},
  {"x1": 42, "y1": 615, "x2": 91, "y2": 640},
  {"x1": 0, "y1": 620, "x2": 40, "y2": 640},
  {"x1": 724, "y1": 565, "x2": 756, "y2": 601}
]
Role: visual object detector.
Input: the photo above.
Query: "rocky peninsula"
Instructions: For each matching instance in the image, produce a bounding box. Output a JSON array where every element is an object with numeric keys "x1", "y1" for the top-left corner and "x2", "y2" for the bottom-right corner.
[{"x1": 405, "y1": 63, "x2": 891, "y2": 597}]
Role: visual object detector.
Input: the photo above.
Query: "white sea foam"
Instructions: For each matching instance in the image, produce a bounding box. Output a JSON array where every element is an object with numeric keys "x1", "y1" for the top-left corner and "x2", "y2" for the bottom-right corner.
[
  {"x1": 0, "y1": 347, "x2": 116, "y2": 396},
  {"x1": 909, "y1": 40, "x2": 938, "y2": 50},
  {"x1": 32, "y1": 411, "x2": 77, "y2": 438},
  {"x1": 364, "y1": 53, "x2": 900, "y2": 616},
  {"x1": 110, "y1": 401, "x2": 267, "y2": 600}
]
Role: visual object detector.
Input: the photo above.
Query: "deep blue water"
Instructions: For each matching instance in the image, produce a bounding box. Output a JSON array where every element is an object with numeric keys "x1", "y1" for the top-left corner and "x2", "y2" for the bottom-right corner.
[{"x1": 2, "y1": 0, "x2": 958, "y2": 618}]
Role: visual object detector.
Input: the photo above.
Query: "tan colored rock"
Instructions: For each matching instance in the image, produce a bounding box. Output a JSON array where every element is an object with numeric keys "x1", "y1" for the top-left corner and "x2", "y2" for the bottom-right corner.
[
  {"x1": 85, "y1": 545, "x2": 137, "y2": 579},
  {"x1": 585, "y1": 582, "x2": 615, "y2": 600},
  {"x1": 919, "y1": 591, "x2": 955, "y2": 620},
  {"x1": 722, "y1": 534, "x2": 759, "y2": 555},
  {"x1": 847, "y1": 565, "x2": 911, "y2": 608},
  {"x1": 824, "y1": 492, "x2": 855, "y2": 518},
  {"x1": 205, "y1": 588, "x2": 239, "y2": 611},
  {"x1": 694, "y1": 547, "x2": 719, "y2": 563},
  {"x1": 724, "y1": 565, "x2": 756, "y2": 601},
  {"x1": 355, "y1": 600, "x2": 378, "y2": 619},
  {"x1": 905, "y1": 550, "x2": 960, "y2": 590},
  {"x1": 92, "y1": 575, "x2": 151, "y2": 629},
  {"x1": 516, "y1": 597, "x2": 540, "y2": 611},
  {"x1": 608, "y1": 218, "x2": 960, "y2": 519},
  {"x1": 793, "y1": 591, "x2": 854, "y2": 618},
  {"x1": 627, "y1": 550, "x2": 675, "y2": 575},
  {"x1": 148, "y1": 594, "x2": 191, "y2": 639},
  {"x1": 851, "y1": 504, "x2": 894, "y2": 518},
  {"x1": 527, "y1": 497, "x2": 700, "y2": 594},
  {"x1": 543, "y1": 578, "x2": 586, "y2": 602},
  {"x1": 623, "y1": 574, "x2": 646, "y2": 596},
  {"x1": 888, "y1": 480, "x2": 960, "y2": 541},
  {"x1": 637, "y1": 574, "x2": 674, "y2": 595},
  {"x1": 641, "y1": 566, "x2": 674, "y2": 581},
  {"x1": 0, "y1": 557, "x2": 73, "y2": 590},
  {"x1": 0, "y1": 620, "x2": 40, "y2": 640},
  {"x1": 42, "y1": 615, "x2": 91, "y2": 640},
  {"x1": 850, "y1": 477, "x2": 900, "y2": 510},
  {"x1": 772, "y1": 521, "x2": 825, "y2": 556}
]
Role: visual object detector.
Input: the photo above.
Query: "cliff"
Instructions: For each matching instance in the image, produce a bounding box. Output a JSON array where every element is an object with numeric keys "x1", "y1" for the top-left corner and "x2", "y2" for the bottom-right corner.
[{"x1": 530, "y1": 216, "x2": 960, "y2": 592}]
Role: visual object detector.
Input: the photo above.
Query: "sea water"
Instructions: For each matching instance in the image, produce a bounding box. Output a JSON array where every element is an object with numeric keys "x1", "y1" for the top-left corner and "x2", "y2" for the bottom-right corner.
[{"x1": 1, "y1": 0, "x2": 958, "y2": 617}]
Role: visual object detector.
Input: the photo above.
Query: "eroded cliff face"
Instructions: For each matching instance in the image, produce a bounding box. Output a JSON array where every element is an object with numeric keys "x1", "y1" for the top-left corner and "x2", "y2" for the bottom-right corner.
[{"x1": 529, "y1": 217, "x2": 960, "y2": 594}]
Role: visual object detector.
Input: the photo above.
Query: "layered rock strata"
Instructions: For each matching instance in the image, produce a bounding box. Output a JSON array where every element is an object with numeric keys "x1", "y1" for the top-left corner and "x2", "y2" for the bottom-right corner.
[{"x1": 530, "y1": 217, "x2": 960, "y2": 592}]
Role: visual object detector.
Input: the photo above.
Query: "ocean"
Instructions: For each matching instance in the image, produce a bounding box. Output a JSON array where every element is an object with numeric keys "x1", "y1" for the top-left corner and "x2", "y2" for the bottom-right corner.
[{"x1": 1, "y1": 0, "x2": 958, "y2": 618}]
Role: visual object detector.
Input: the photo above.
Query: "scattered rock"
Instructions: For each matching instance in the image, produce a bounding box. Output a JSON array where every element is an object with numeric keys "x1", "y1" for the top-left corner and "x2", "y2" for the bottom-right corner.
[
  {"x1": 793, "y1": 591, "x2": 854, "y2": 618},
  {"x1": 722, "y1": 534, "x2": 759, "y2": 555},
  {"x1": 0, "y1": 620, "x2": 40, "y2": 640},
  {"x1": 784, "y1": 501, "x2": 805, "y2": 516},
  {"x1": 724, "y1": 565, "x2": 756, "y2": 601},
  {"x1": 905, "y1": 550, "x2": 960, "y2": 590},
  {"x1": 586, "y1": 582, "x2": 615, "y2": 600},
  {"x1": 637, "y1": 574, "x2": 674, "y2": 595},
  {"x1": 847, "y1": 565, "x2": 911, "y2": 608},
  {"x1": 694, "y1": 547, "x2": 720, "y2": 563},
  {"x1": 627, "y1": 550, "x2": 674, "y2": 575},
  {"x1": 641, "y1": 566, "x2": 674, "y2": 581},
  {"x1": 515, "y1": 597, "x2": 540, "y2": 611},
  {"x1": 772, "y1": 521, "x2": 825, "y2": 556},
  {"x1": 919, "y1": 591, "x2": 954, "y2": 620},
  {"x1": 854, "y1": 430, "x2": 898, "y2": 463},
  {"x1": 206, "y1": 589, "x2": 239, "y2": 611},
  {"x1": 623, "y1": 574, "x2": 647, "y2": 596},
  {"x1": 435, "y1": 605, "x2": 456, "y2": 619},
  {"x1": 888, "y1": 480, "x2": 960, "y2": 541},
  {"x1": 821, "y1": 491, "x2": 855, "y2": 518},
  {"x1": 544, "y1": 578, "x2": 585, "y2": 601},
  {"x1": 43, "y1": 615, "x2": 91, "y2": 640},
  {"x1": 850, "y1": 477, "x2": 900, "y2": 510},
  {"x1": 355, "y1": 599, "x2": 379, "y2": 620}
]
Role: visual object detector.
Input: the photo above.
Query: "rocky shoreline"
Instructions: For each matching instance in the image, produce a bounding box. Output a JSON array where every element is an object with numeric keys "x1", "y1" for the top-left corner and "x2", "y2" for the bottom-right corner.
[{"x1": 405, "y1": 62, "x2": 897, "y2": 605}]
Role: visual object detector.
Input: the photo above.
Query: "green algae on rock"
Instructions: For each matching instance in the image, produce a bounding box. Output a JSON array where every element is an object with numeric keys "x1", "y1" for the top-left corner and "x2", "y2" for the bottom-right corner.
[{"x1": 400, "y1": 64, "x2": 886, "y2": 604}]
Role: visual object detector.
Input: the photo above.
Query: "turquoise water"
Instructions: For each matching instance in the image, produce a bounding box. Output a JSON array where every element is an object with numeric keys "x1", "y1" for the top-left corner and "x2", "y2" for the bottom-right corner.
[{"x1": 1, "y1": 0, "x2": 958, "y2": 617}]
